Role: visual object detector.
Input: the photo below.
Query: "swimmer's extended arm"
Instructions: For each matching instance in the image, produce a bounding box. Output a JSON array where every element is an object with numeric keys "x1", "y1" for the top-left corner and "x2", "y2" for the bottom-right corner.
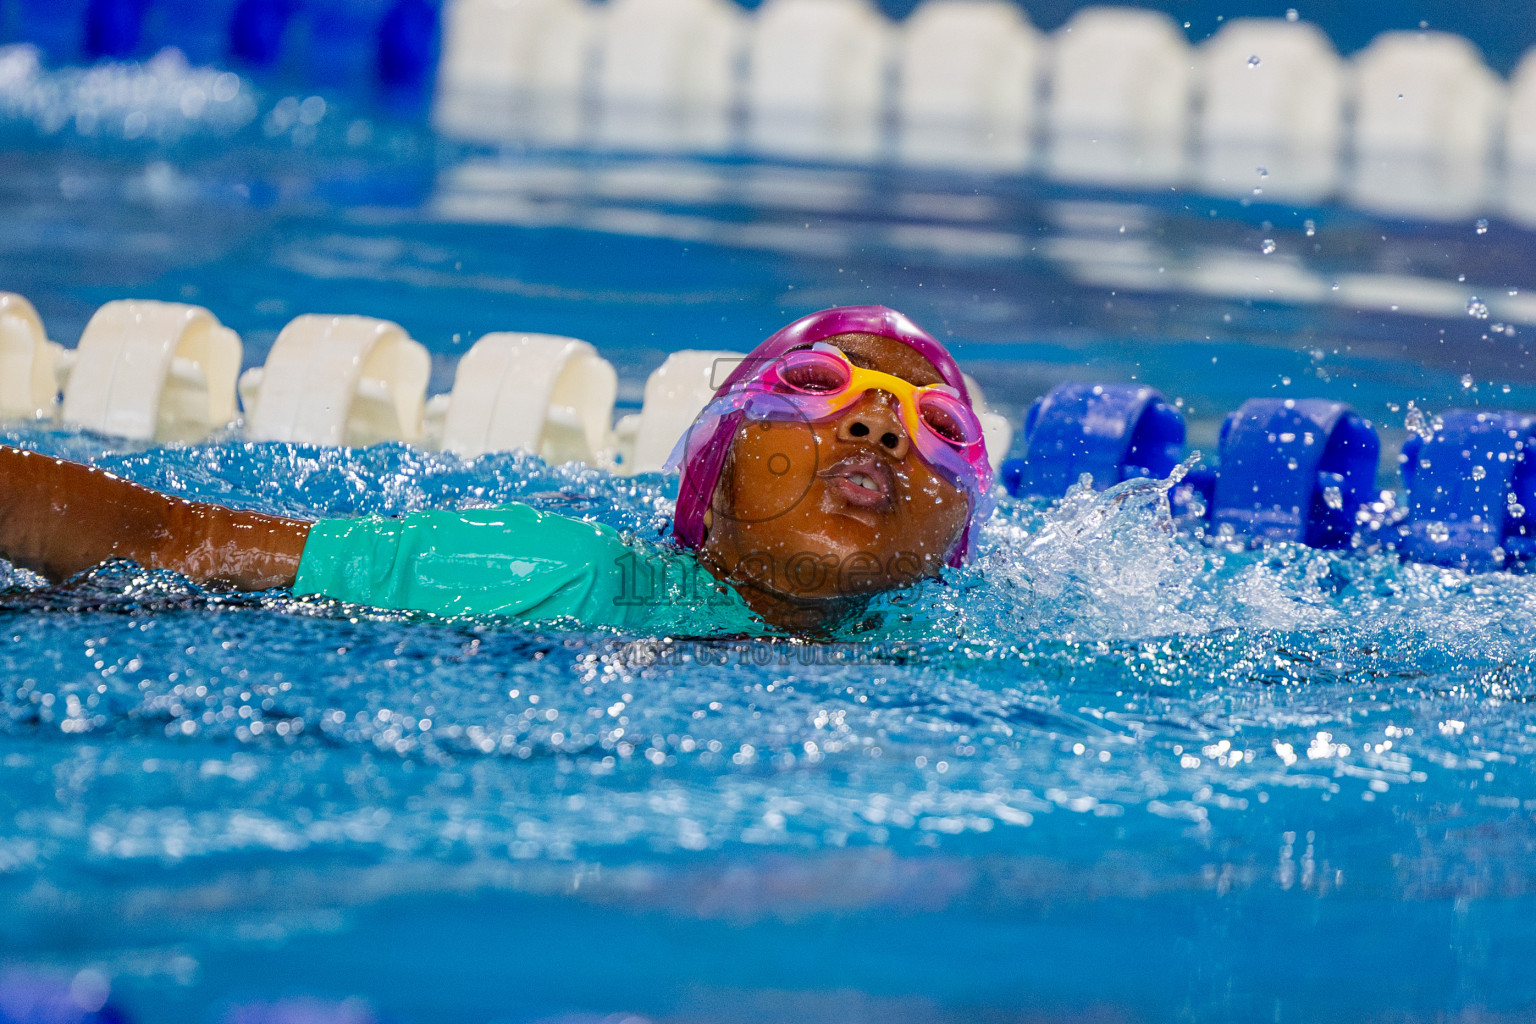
[{"x1": 0, "y1": 445, "x2": 311, "y2": 589}]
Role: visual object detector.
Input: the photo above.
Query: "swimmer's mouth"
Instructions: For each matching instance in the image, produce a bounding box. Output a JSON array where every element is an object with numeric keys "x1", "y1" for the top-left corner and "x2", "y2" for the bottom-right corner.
[{"x1": 820, "y1": 456, "x2": 895, "y2": 510}]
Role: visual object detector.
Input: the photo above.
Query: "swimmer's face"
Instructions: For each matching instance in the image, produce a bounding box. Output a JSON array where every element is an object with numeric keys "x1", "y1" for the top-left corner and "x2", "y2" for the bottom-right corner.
[{"x1": 699, "y1": 332, "x2": 971, "y2": 612}]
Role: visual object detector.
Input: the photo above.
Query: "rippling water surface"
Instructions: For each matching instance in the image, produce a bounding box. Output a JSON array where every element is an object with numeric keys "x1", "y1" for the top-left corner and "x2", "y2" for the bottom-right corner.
[
  {"x1": 5, "y1": 52, "x2": 1536, "y2": 1024},
  {"x1": 3, "y1": 432, "x2": 1535, "y2": 1022}
]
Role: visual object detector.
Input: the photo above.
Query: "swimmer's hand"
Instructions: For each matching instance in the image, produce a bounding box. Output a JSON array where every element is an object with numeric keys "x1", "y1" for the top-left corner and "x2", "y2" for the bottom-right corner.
[{"x1": 0, "y1": 445, "x2": 311, "y2": 590}]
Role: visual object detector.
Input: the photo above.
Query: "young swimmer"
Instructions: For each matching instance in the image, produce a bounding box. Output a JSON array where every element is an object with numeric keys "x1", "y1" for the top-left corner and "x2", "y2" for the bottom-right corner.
[{"x1": 0, "y1": 306, "x2": 992, "y2": 633}]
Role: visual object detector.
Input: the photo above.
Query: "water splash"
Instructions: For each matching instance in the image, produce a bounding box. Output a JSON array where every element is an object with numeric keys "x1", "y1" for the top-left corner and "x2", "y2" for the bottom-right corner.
[
  {"x1": 981, "y1": 472, "x2": 1206, "y2": 641},
  {"x1": 1404, "y1": 400, "x2": 1439, "y2": 441},
  {"x1": 0, "y1": 45, "x2": 257, "y2": 141}
]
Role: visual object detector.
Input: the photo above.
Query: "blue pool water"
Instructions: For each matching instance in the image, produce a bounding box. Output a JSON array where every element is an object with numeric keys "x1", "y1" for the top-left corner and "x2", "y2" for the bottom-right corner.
[{"x1": 5, "y1": 64, "x2": 1536, "y2": 1023}]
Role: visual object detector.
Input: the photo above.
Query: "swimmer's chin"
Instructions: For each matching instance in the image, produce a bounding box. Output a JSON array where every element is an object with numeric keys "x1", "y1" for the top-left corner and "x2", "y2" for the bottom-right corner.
[
  {"x1": 704, "y1": 562, "x2": 869, "y2": 633},
  {"x1": 739, "y1": 584, "x2": 869, "y2": 634}
]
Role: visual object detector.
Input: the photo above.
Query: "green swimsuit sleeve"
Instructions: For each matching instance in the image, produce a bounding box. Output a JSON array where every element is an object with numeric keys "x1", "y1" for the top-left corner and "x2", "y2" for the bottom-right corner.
[{"x1": 292, "y1": 504, "x2": 759, "y2": 631}]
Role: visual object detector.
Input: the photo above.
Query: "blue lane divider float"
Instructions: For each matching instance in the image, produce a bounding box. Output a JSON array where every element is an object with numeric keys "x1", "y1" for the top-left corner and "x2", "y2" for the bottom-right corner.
[
  {"x1": 999, "y1": 382, "x2": 1186, "y2": 497},
  {"x1": 1398, "y1": 409, "x2": 1536, "y2": 570},
  {"x1": 19, "y1": 0, "x2": 439, "y2": 97},
  {"x1": 84, "y1": 0, "x2": 150, "y2": 59},
  {"x1": 1209, "y1": 398, "x2": 1380, "y2": 550},
  {"x1": 228, "y1": 0, "x2": 295, "y2": 68},
  {"x1": 376, "y1": 0, "x2": 438, "y2": 91},
  {"x1": 1004, "y1": 388, "x2": 1383, "y2": 554}
]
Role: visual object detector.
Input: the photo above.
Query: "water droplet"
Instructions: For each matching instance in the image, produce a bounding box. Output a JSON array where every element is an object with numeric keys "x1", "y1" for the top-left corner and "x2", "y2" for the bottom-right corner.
[
  {"x1": 1286, "y1": 7, "x2": 1299, "y2": 20},
  {"x1": 1503, "y1": 384, "x2": 1513, "y2": 394},
  {"x1": 1405, "y1": 401, "x2": 1436, "y2": 441},
  {"x1": 1458, "y1": 274, "x2": 1466, "y2": 282},
  {"x1": 1461, "y1": 373, "x2": 1475, "y2": 388},
  {"x1": 1510, "y1": 502, "x2": 1527, "y2": 519},
  {"x1": 1475, "y1": 218, "x2": 1489, "y2": 235},
  {"x1": 1471, "y1": 465, "x2": 1487, "y2": 480},
  {"x1": 1261, "y1": 239, "x2": 1277, "y2": 255},
  {"x1": 1256, "y1": 166, "x2": 1268, "y2": 178},
  {"x1": 1247, "y1": 55, "x2": 1262, "y2": 68},
  {"x1": 1303, "y1": 219, "x2": 1316, "y2": 237},
  {"x1": 1426, "y1": 522, "x2": 1450, "y2": 543},
  {"x1": 1467, "y1": 298, "x2": 1489, "y2": 319},
  {"x1": 1323, "y1": 486, "x2": 1343, "y2": 510}
]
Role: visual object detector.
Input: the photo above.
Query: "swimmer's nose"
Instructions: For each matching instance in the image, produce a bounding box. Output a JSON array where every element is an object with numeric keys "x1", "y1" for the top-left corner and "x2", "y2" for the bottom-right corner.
[{"x1": 835, "y1": 392, "x2": 910, "y2": 459}]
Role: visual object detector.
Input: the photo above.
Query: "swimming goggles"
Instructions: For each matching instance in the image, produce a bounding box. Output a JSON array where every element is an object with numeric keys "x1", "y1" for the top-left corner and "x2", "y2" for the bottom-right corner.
[{"x1": 697, "y1": 342, "x2": 994, "y2": 504}]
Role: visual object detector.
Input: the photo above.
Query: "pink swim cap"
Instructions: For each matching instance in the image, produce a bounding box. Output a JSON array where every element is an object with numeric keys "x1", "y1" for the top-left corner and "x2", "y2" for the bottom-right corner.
[{"x1": 669, "y1": 305, "x2": 989, "y2": 567}]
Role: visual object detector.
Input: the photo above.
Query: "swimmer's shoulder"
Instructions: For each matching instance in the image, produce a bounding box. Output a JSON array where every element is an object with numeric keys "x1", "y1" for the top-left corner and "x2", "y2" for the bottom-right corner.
[{"x1": 298, "y1": 500, "x2": 764, "y2": 633}]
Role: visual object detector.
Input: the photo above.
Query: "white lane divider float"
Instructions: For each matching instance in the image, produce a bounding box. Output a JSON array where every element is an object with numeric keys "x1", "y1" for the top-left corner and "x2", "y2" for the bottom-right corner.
[
  {"x1": 895, "y1": 0, "x2": 1042, "y2": 172},
  {"x1": 1505, "y1": 50, "x2": 1536, "y2": 223},
  {"x1": 6, "y1": 295, "x2": 1017, "y2": 480},
  {"x1": 240, "y1": 314, "x2": 430, "y2": 447},
  {"x1": 745, "y1": 0, "x2": 893, "y2": 161},
  {"x1": 0, "y1": 292, "x2": 63, "y2": 422},
  {"x1": 435, "y1": 0, "x2": 596, "y2": 146},
  {"x1": 616, "y1": 349, "x2": 747, "y2": 475},
  {"x1": 60, "y1": 299, "x2": 242, "y2": 443},
  {"x1": 1195, "y1": 17, "x2": 1345, "y2": 202},
  {"x1": 1349, "y1": 31, "x2": 1506, "y2": 219},
  {"x1": 1044, "y1": 7, "x2": 1195, "y2": 187},
  {"x1": 425, "y1": 332, "x2": 617, "y2": 463},
  {"x1": 429, "y1": 0, "x2": 1536, "y2": 224},
  {"x1": 592, "y1": 0, "x2": 745, "y2": 153}
]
